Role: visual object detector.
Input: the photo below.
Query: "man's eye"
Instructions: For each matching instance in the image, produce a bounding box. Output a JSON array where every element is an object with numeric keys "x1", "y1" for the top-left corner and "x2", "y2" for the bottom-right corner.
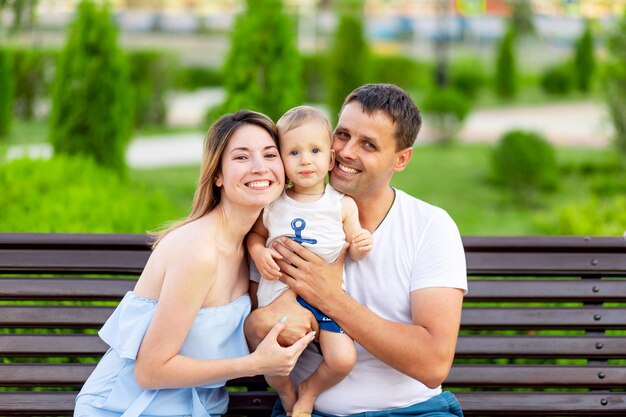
[{"x1": 335, "y1": 132, "x2": 349, "y2": 140}]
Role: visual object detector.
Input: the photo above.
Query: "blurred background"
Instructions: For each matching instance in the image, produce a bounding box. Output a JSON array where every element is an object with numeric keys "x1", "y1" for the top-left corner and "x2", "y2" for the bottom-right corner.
[{"x1": 0, "y1": 0, "x2": 624, "y2": 236}]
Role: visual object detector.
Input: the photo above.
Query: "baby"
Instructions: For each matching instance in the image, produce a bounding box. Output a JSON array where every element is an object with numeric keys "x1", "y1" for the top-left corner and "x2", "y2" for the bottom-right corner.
[{"x1": 247, "y1": 106, "x2": 373, "y2": 416}]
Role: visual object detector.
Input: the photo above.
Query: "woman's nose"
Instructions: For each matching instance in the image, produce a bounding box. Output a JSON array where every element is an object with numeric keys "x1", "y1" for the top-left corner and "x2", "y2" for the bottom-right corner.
[{"x1": 251, "y1": 157, "x2": 269, "y2": 173}]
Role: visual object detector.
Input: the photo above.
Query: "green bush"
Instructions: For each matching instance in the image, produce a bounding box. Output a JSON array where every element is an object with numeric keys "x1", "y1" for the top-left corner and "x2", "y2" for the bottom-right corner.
[
  {"x1": 547, "y1": 196, "x2": 626, "y2": 236},
  {"x1": 574, "y1": 19, "x2": 595, "y2": 93},
  {"x1": 540, "y1": 63, "x2": 574, "y2": 96},
  {"x1": 326, "y1": 1, "x2": 370, "y2": 123},
  {"x1": 49, "y1": 0, "x2": 133, "y2": 174},
  {"x1": 491, "y1": 130, "x2": 558, "y2": 204},
  {"x1": 369, "y1": 54, "x2": 431, "y2": 92},
  {"x1": 0, "y1": 156, "x2": 179, "y2": 233},
  {"x1": 218, "y1": 0, "x2": 302, "y2": 122},
  {"x1": 590, "y1": 174, "x2": 626, "y2": 197},
  {"x1": 127, "y1": 50, "x2": 174, "y2": 127},
  {"x1": 175, "y1": 65, "x2": 223, "y2": 90},
  {"x1": 421, "y1": 87, "x2": 471, "y2": 145},
  {"x1": 495, "y1": 26, "x2": 517, "y2": 99},
  {"x1": 449, "y1": 56, "x2": 487, "y2": 99},
  {"x1": 0, "y1": 47, "x2": 14, "y2": 138},
  {"x1": 603, "y1": 8, "x2": 626, "y2": 155}
]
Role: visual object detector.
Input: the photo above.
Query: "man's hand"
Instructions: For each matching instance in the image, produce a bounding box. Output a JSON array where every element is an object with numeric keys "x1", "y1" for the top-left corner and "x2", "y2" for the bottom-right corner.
[
  {"x1": 244, "y1": 290, "x2": 318, "y2": 349},
  {"x1": 273, "y1": 237, "x2": 349, "y2": 313}
]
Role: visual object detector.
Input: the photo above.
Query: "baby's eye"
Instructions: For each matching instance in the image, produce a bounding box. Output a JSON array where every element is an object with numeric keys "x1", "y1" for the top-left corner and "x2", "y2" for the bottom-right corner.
[
  {"x1": 289, "y1": 150, "x2": 299, "y2": 156},
  {"x1": 312, "y1": 148, "x2": 321, "y2": 154}
]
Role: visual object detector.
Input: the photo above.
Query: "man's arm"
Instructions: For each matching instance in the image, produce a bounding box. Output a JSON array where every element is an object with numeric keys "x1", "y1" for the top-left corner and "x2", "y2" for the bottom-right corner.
[{"x1": 274, "y1": 237, "x2": 464, "y2": 388}]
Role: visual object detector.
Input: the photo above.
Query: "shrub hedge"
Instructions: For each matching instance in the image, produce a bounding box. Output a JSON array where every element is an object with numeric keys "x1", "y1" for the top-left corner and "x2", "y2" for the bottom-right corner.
[{"x1": 0, "y1": 156, "x2": 179, "y2": 233}]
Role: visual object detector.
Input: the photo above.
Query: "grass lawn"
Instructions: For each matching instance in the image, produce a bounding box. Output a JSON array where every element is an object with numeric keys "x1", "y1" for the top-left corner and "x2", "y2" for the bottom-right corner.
[{"x1": 131, "y1": 143, "x2": 619, "y2": 236}]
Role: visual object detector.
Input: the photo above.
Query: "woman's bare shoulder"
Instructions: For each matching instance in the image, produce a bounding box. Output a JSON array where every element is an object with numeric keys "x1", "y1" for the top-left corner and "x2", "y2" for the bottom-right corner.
[{"x1": 155, "y1": 219, "x2": 217, "y2": 267}]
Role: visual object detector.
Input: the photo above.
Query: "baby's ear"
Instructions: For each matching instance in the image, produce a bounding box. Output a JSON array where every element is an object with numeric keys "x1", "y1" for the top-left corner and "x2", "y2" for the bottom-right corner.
[{"x1": 329, "y1": 149, "x2": 336, "y2": 171}]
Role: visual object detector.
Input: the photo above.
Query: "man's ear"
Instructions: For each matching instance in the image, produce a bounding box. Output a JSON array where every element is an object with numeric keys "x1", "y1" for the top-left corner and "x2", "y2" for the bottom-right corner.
[
  {"x1": 393, "y1": 147, "x2": 413, "y2": 173},
  {"x1": 329, "y1": 149, "x2": 336, "y2": 171}
]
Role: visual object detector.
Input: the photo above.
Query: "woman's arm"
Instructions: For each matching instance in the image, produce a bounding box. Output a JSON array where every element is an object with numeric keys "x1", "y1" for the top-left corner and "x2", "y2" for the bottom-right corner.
[{"x1": 134, "y1": 238, "x2": 312, "y2": 390}]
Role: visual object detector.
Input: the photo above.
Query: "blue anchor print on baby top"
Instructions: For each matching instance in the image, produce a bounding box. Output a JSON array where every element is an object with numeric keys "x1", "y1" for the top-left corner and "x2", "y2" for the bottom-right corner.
[{"x1": 288, "y1": 218, "x2": 318, "y2": 245}]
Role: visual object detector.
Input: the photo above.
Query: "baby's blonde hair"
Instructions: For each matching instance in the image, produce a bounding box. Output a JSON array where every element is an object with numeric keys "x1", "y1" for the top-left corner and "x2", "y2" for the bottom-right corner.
[{"x1": 277, "y1": 105, "x2": 333, "y2": 144}]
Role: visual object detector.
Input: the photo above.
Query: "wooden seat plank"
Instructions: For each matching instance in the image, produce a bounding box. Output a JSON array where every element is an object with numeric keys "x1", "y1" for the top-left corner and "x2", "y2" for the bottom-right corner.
[
  {"x1": 0, "y1": 278, "x2": 135, "y2": 300},
  {"x1": 466, "y1": 279, "x2": 626, "y2": 302},
  {"x1": 446, "y1": 364, "x2": 626, "y2": 388},
  {"x1": 454, "y1": 391, "x2": 626, "y2": 416},
  {"x1": 0, "y1": 334, "x2": 108, "y2": 356},
  {"x1": 461, "y1": 307, "x2": 626, "y2": 329},
  {"x1": 0, "y1": 306, "x2": 114, "y2": 328},
  {"x1": 0, "y1": 249, "x2": 150, "y2": 273},
  {"x1": 455, "y1": 335, "x2": 626, "y2": 358}
]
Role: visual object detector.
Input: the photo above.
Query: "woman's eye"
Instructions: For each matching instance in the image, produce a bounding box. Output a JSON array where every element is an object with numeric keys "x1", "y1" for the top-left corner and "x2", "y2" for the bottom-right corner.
[
  {"x1": 234, "y1": 155, "x2": 248, "y2": 160},
  {"x1": 265, "y1": 153, "x2": 277, "y2": 158}
]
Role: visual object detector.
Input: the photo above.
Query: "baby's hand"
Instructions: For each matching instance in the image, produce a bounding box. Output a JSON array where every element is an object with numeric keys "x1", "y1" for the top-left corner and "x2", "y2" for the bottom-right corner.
[
  {"x1": 352, "y1": 229, "x2": 373, "y2": 253},
  {"x1": 253, "y1": 247, "x2": 282, "y2": 280}
]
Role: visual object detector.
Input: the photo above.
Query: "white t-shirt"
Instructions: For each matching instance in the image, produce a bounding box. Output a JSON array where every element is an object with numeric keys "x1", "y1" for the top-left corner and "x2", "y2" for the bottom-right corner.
[
  {"x1": 283, "y1": 189, "x2": 467, "y2": 415},
  {"x1": 254, "y1": 184, "x2": 346, "y2": 307}
]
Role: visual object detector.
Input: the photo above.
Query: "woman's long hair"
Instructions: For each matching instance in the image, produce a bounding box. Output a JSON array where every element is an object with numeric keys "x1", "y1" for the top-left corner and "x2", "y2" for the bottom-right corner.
[{"x1": 150, "y1": 110, "x2": 278, "y2": 248}]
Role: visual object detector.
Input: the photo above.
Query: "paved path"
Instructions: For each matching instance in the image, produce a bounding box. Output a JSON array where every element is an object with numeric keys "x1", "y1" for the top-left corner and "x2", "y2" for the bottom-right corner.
[{"x1": 6, "y1": 90, "x2": 613, "y2": 168}]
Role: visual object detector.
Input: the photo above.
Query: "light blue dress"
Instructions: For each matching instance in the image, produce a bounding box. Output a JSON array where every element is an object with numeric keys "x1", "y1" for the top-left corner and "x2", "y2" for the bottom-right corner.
[{"x1": 75, "y1": 291, "x2": 251, "y2": 417}]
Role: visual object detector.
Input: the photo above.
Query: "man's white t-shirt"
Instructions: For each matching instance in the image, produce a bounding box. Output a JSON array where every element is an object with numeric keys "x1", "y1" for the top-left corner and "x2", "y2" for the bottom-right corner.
[{"x1": 252, "y1": 189, "x2": 467, "y2": 415}]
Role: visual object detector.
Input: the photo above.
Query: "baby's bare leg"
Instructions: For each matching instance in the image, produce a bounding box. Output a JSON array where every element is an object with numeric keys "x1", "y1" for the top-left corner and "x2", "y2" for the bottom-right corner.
[
  {"x1": 292, "y1": 331, "x2": 356, "y2": 417},
  {"x1": 266, "y1": 374, "x2": 297, "y2": 415}
]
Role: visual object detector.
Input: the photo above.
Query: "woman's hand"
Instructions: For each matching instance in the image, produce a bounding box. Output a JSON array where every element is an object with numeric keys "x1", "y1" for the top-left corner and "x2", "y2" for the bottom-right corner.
[{"x1": 251, "y1": 319, "x2": 315, "y2": 376}]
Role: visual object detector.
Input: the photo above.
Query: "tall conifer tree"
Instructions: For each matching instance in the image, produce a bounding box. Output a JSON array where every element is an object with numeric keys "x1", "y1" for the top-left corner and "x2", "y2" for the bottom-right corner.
[
  {"x1": 221, "y1": 0, "x2": 302, "y2": 121},
  {"x1": 49, "y1": 0, "x2": 132, "y2": 173}
]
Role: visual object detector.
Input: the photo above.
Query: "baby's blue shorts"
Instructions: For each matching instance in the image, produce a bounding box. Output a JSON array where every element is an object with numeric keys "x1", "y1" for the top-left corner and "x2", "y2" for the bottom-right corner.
[{"x1": 296, "y1": 295, "x2": 343, "y2": 333}]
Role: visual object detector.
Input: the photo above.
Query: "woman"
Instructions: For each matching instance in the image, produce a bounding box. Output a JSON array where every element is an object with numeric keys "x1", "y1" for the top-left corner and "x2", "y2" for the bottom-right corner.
[{"x1": 75, "y1": 110, "x2": 315, "y2": 417}]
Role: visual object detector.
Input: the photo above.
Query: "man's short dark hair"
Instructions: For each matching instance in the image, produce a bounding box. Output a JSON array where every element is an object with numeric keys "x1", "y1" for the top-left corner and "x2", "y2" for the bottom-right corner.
[{"x1": 342, "y1": 83, "x2": 421, "y2": 150}]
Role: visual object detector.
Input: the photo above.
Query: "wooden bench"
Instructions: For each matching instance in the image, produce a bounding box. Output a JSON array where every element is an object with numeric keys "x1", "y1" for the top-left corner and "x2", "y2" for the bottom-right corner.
[{"x1": 1, "y1": 232, "x2": 625, "y2": 416}]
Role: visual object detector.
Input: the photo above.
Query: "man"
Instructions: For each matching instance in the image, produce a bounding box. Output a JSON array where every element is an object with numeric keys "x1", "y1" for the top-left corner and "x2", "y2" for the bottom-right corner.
[{"x1": 246, "y1": 83, "x2": 467, "y2": 417}]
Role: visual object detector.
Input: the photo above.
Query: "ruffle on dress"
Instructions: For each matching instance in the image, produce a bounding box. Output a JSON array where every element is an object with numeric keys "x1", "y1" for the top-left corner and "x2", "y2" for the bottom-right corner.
[{"x1": 99, "y1": 292, "x2": 157, "y2": 360}]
